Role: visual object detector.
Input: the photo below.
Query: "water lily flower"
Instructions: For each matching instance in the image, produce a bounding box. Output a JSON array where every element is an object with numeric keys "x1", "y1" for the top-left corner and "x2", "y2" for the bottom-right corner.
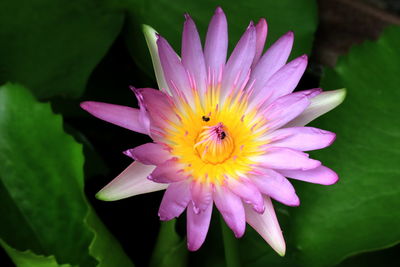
[{"x1": 81, "y1": 7, "x2": 345, "y2": 255}]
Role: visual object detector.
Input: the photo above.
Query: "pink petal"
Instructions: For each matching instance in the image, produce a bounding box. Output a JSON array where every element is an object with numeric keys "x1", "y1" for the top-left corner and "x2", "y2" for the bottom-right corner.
[
  {"x1": 135, "y1": 87, "x2": 176, "y2": 134},
  {"x1": 204, "y1": 7, "x2": 228, "y2": 87},
  {"x1": 148, "y1": 158, "x2": 187, "y2": 183},
  {"x1": 96, "y1": 162, "x2": 167, "y2": 201},
  {"x1": 157, "y1": 36, "x2": 192, "y2": 100},
  {"x1": 158, "y1": 180, "x2": 191, "y2": 220},
  {"x1": 251, "y1": 18, "x2": 268, "y2": 68},
  {"x1": 257, "y1": 147, "x2": 321, "y2": 170},
  {"x1": 266, "y1": 127, "x2": 336, "y2": 151},
  {"x1": 254, "y1": 55, "x2": 308, "y2": 108},
  {"x1": 182, "y1": 14, "x2": 207, "y2": 95},
  {"x1": 80, "y1": 101, "x2": 149, "y2": 135},
  {"x1": 190, "y1": 181, "x2": 213, "y2": 213},
  {"x1": 142, "y1": 25, "x2": 171, "y2": 94},
  {"x1": 279, "y1": 165, "x2": 339, "y2": 185},
  {"x1": 213, "y1": 186, "x2": 246, "y2": 238},
  {"x1": 285, "y1": 89, "x2": 347, "y2": 127},
  {"x1": 221, "y1": 23, "x2": 256, "y2": 100},
  {"x1": 248, "y1": 31, "x2": 294, "y2": 99},
  {"x1": 124, "y1": 143, "x2": 171, "y2": 165},
  {"x1": 227, "y1": 177, "x2": 264, "y2": 213},
  {"x1": 245, "y1": 196, "x2": 286, "y2": 256},
  {"x1": 263, "y1": 92, "x2": 310, "y2": 131},
  {"x1": 252, "y1": 169, "x2": 299, "y2": 206},
  {"x1": 187, "y1": 201, "x2": 213, "y2": 251}
]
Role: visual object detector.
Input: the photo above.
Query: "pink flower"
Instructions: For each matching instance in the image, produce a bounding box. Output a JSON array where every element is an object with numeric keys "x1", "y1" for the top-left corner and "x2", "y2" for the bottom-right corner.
[{"x1": 81, "y1": 7, "x2": 345, "y2": 255}]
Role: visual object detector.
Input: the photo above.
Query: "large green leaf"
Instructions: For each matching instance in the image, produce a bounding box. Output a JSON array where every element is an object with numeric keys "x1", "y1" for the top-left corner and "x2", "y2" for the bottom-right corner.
[
  {"x1": 0, "y1": 83, "x2": 133, "y2": 266},
  {"x1": 0, "y1": 240, "x2": 70, "y2": 267},
  {"x1": 0, "y1": 0, "x2": 124, "y2": 99},
  {"x1": 149, "y1": 220, "x2": 187, "y2": 267},
  {"x1": 289, "y1": 26, "x2": 400, "y2": 266},
  {"x1": 123, "y1": 0, "x2": 317, "y2": 78}
]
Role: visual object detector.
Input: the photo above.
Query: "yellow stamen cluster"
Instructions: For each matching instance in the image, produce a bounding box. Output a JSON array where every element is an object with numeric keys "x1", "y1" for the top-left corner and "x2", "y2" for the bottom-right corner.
[{"x1": 165, "y1": 87, "x2": 268, "y2": 184}]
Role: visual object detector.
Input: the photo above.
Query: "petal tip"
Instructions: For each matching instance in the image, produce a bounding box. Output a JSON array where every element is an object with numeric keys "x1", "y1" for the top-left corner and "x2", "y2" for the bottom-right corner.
[
  {"x1": 80, "y1": 101, "x2": 92, "y2": 112},
  {"x1": 95, "y1": 190, "x2": 114, "y2": 202},
  {"x1": 257, "y1": 18, "x2": 267, "y2": 28},
  {"x1": 187, "y1": 241, "x2": 200, "y2": 252},
  {"x1": 277, "y1": 247, "x2": 286, "y2": 257},
  {"x1": 338, "y1": 88, "x2": 347, "y2": 102},
  {"x1": 215, "y1": 6, "x2": 223, "y2": 14},
  {"x1": 325, "y1": 171, "x2": 339, "y2": 185}
]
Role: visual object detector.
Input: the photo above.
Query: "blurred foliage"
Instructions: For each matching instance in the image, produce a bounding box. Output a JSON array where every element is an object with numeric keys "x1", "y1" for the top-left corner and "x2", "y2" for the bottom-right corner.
[
  {"x1": 122, "y1": 0, "x2": 317, "y2": 78},
  {"x1": 0, "y1": 0, "x2": 399, "y2": 266},
  {"x1": 301, "y1": 25, "x2": 400, "y2": 266},
  {"x1": 0, "y1": 0, "x2": 124, "y2": 99}
]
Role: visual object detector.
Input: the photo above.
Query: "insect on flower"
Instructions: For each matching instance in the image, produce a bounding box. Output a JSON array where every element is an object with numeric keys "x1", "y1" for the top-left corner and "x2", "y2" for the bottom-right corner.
[{"x1": 81, "y1": 7, "x2": 345, "y2": 255}]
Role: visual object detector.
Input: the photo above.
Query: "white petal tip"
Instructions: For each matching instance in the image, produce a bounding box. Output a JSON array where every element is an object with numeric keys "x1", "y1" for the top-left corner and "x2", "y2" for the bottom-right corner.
[
  {"x1": 142, "y1": 24, "x2": 157, "y2": 35},
  {"x1": 271, "y1": 239, "x2": 286, "y2": 256},
  {"x1": 95, "y1": 190, "x2": 118, "y2": 202},
  {"x1": 337, "y1": 88, "x2": 347, "y2": 102},
  {"x1": 277, "y1": 248, "x2": 286, "y2": 257}
]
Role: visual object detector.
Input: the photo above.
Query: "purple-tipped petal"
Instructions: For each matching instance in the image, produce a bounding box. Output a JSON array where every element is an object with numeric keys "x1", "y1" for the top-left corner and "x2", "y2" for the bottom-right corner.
[
  {"x1": 257, "y1": 147, "x2": 321, "y2": 170},
  {"x1": 158, "y1": 180, "x2": 191, "y2": 220},
  {"x1": 263, "y1": 92, "x2": 310, "y2": 131},
  {"x1": 252, "y1": 169, "x2": 299, "y2": 206},
  {"x1": 124, "y1": 143, "x2": 171, "y2": 165},
  {"x1": 204, "y1": 7, "x2": 228, "y2": 87},
  {"x1": 190, "y1": 181, "x2": 213, "y2": 213},
  {"x1": 279, "y1": 165, "x2": 339, "y2": 185},
  {"x1": 80, "y1": 101, "x2": 149, "y2": 135},
  {"x1": 157, "y1": 36, "x2": 192, "y2": 100},
  {"x1": 266, "y1": 127, "x2": 336, "y2": 151},
  {"x1": 182, "y1": 14, "x2": 207, "y2": 95},
  {"x1": 148, "y1": 158, "x2": 187, "y2": 183},
  {"x1": 248, "y1": 31, "x2": 294, "y2": 97},
  {"x1": 221, "y1": 24, "x2": 256, "y2": 99},
  {"x1": 187, "y1": 201, "x2": 213, "y2": 251},
  {"x1": 213, "y1": 186, "x2": 246, "y2": 238},
  {"x1": 143, "y1": 25, "x2": 171, "y2": 94},
  {"x1": 245, "y1": 197, "x2": 286, "y2": 256},
  {"x1": 227, "y1": 177, "x2": 264, "y2": 213},
  {"x1": 251, "y1": 18, "x2": 268, "y2": 68},
  {"x1": 285, "y1": 89, "x2": 347, "y2": 127},
  {"x1": 96, "y1": 162, "x2": 167, "y2": 201}
]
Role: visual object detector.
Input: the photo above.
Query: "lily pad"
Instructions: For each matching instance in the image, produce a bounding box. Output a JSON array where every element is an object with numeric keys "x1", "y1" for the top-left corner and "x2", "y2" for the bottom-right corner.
[
  {"x1": 291, "y1": 26, "x2": 400, "y2": 266},
  {"x1": 0, "y1": 83, "x2": 133, "y2": 266}
]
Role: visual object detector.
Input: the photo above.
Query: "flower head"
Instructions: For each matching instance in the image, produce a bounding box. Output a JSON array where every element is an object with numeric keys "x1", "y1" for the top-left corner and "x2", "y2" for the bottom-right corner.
[{"x1": 81, "y1": 7, "x2": 345, "y2": 255}]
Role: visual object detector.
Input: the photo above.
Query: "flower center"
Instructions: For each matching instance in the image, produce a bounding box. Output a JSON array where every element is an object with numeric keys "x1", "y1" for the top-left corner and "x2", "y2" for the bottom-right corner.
[{"x1": 194, "y1": 122, "x2": 234, "y2": 164}]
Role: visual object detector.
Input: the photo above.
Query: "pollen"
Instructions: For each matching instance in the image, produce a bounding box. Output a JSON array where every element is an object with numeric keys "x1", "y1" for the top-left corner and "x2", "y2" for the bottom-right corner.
[{"x1": 164, "y1": 88, "x2": 268, "y2": 184}]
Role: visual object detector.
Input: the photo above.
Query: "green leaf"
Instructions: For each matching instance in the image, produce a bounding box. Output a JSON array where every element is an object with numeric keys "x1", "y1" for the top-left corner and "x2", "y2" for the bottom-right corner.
[
  {"x1": 0, "y1": 83, "x2": 133, "y2": 266},
  {"x1": 0, "y1": 240, "x2": 71, "y2": 267},
  {"x1": 0, "y1": 0, "x2": 124, "y2": 99},
  {"x1": 289, "y1": 26, "x2": 400, "y2": 266},
  {"x1": 150, "y1": 220, "x2": 187, "y2": 267},
  {"x1": 123, "y1": 0, "x2": 317, "y2": 78}
]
